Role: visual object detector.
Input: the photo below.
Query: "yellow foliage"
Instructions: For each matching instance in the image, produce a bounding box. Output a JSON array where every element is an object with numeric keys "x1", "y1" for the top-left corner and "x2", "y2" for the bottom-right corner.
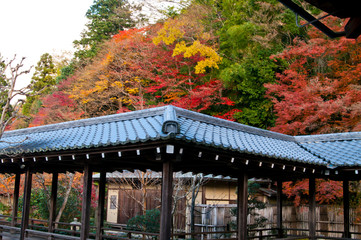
[
  {"x1": 153, "y1": 19, "x2": 185, "y2": 45},
  {"x1": 94, "y1": 79, "x2": 109, "y2": 92},
  {"x1": 112, "y1": 81, "x2": 124, "y2": 88},
  {"x1": 173, "y1": 41, "x2": 222, "y2": 74},
  {"x1": 153, "y1": 4, "x2": 222, "y2": 74},
  {"x1": 127, "y1": 88, "x2": 139, "y2": 95}
]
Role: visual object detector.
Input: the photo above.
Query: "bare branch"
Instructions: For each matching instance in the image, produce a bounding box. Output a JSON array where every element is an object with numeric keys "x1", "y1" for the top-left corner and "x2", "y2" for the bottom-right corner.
[{"x1": 0, "y1": 55, "x2": 32, "y2": 140}]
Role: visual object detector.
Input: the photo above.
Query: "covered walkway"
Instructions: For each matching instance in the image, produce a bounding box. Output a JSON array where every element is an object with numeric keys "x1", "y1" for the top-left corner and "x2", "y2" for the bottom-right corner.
[{"x1": 0, "y1": 105, "x2": 360, "y2": 239}]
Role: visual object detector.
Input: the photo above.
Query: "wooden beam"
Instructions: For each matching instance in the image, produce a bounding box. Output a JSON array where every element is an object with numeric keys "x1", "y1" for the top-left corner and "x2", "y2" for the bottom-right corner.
[
  {"x1": 345, "y1": 17, "x2": 361, "y2": 39},
  {"x1": 96, "y1": 171, "x2": 106, "y2": 240},
  {"x1": 20, "y1": 168, "x2": 32, "y2": 240},
  {"x1": 343, "y1": 180, "x2": 350, "y2": 238},
  {"x1": 277, "y1": 179, "x2": 283, "y2": 238},
  {"x1": 160, "y1": 161, "x2": 173, "y2": 240},
  {"x1": 49, "y1": 172, "x2": 58, "y2": 235},
  {"x1": 309, "y1": 176, "x2": 316, "y2": 240},
  {"x1": 237, "y1": 170, "x2": 248, "y2": 240},
  {"x1": 80, "y1": 164, "x2": 93, "y2": 240},
  {"x1": 11, "y1": 173, "x2": 21, "y2": 228}
]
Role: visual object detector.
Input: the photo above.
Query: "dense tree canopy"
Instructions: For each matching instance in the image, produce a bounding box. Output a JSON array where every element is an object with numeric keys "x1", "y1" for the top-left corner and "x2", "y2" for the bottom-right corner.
[
  {"x1": 208, "y1": 0, "x2": 304, "y2": 128},
  {"x1": 70, "y1": 4, "x2": 236, "y2": 118},
  {"x1": 267, "y1": 18, "x2": 361, "y2": 135}
]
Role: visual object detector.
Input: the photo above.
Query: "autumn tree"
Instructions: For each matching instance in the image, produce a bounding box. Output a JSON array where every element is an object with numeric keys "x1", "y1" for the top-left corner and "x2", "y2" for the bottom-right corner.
[
  {"x1": 29, "y1": 76, "x2": 83, "y2": 127},
  {"x1": 283, "y1": 179, "x2": 343, "y2": 207},
  {"x1": 0, "y1": 174, "x2": 18, "y2": 214},
  {"x1": 266, "y1": 17, "x2": 361, "y2": 135},
  {"x1": 71, "y1": 28, "x2": 154, "y2": 116},
  {"x1": 150, "y1": 4, "x2": 232, "y2": 115},
  {"x1": 70, "y1": 4, "x2": 236, "y2": 118},
  {"x1": 265, "y1": 17, "x2": 361, "y2": 215}
]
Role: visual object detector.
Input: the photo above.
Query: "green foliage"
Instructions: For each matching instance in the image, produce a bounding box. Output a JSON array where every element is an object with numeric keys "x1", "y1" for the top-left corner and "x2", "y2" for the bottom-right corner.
[
  {"x1": 56, "y1": 63, "x2": 75, "y2": 83},
  {"x1": 23, "y1": 53, "x2": 57, "y2": 116},
  {"x1": 18, "y1": 182, "x2": 81, "y2": 222},
  {"x1": 18, "y1": 189, "x2": 49, "y2": 220},
  {"x1": 196, "y1": 0, "x2": 305, "y2": 128},
  {"x1": 127, "y1": 209, "x2": 160, "y2": 233},
  {"x1": 73, "y1": 0, "x2": 136, "y2": 61},
  {"x1": 0, "y1": 201, "x2": 11, "y2": 215},
  {"x1": 31, "y1": 53, "x2": 57, "y2": 93},
  {"x1": 161, "y1": 6, "x2": 180, "y2": 18}
]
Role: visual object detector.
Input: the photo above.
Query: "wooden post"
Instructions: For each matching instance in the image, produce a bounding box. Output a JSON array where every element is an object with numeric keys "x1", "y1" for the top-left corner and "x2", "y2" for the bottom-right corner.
[
  {"x1": 277, "y1": 179, "x2": 283, "y2": 238},
  {"x1": 96, "y1": 171, "x2": 106, "y2": 240},
  {"x1": 49, "y1": 172, "x2": 58, "y2": 235},
  {"x1": 20, "y1": 167, "x2": 32, "y2": 240},
  {"x1": 81, "y1": 164, "x2": 93, "y2": 240},
  {"x1": 309, "y1": 176, "x2": 316, "y2": 240},
  {"x1": 237, "y1": 170, "x2": 248, "y2": 240},
  {"x1": 11, "y1": 173, "x2": 21, "y2": 228},
  {"x1": 343, "y1": 179, "x2": 350, "y2": 238},
  {"x1": 160, "y1": 161, "x2": 173, "y2": 240}
]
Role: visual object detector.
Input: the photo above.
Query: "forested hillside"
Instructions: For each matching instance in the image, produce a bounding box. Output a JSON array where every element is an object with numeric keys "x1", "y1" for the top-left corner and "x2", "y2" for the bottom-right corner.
[
  {"x1": 13, "y1": 0, "x2": 306, "y2": 130},
  {"x1": 4, "y1": 0, "x2": 359, "y2": 136}
]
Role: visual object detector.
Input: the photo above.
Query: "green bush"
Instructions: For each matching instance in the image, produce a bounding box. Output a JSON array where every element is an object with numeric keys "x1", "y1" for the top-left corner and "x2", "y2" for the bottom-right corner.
[{"x1": 127, "y1": 209, "x2": 160, "y2": 233}]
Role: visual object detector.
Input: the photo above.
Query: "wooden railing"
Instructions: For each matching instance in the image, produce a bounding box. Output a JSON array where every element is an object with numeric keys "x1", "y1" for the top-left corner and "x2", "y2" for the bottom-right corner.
[{"x1": 1, "y1": 215, "x2": 361, "y2": 240}]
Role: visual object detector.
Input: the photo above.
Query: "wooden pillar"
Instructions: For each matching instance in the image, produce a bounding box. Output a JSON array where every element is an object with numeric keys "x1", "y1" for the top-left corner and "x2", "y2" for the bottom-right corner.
[
  {"x1": 343, "y1": 179, "x2": 350, "y2": 238},
  {"x1": 237, "y1": 170, "x2": 248, "y2": 240},
  {"x1": 95, "y1": 171, "x2": 106, "y2": 240},
  {"x1": 81, "y1": 164, "x2": 93, "y2": 240},
  {"x1": 277, "y1": 179, "x2": 283, "y2": 238},
  {"x1": 160, "y1": 161, "x2": 173, "y2": 240},
  {"x1": 11, "y1": 173, "x2": 21, "y2": 227},
  {"x1": 48, "y1": 172, "x2": 58, "y2": 235},
  {"x1": 20, "y1": 167, "x2": 32, "y2": 240},
  {"x1": 309, "y1": 176, "x2": 316, "y2": 240}
]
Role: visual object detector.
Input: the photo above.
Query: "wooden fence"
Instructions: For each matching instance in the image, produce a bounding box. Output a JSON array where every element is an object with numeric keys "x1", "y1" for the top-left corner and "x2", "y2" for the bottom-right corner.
[{"x1": 192, "y1": 204, "x2": 361, "y2": 239}]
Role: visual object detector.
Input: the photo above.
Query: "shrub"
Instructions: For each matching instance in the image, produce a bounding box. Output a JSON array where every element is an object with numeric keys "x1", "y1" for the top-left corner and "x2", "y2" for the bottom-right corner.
[{"x1": 127, "y1": 209, "x2": 160, "y2": 233}]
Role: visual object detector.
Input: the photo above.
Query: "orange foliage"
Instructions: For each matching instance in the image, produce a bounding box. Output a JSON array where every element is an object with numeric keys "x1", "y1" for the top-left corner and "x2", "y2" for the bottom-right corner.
[{"x1": 283, "y1": 179, "x2": 343, "y2": 207}]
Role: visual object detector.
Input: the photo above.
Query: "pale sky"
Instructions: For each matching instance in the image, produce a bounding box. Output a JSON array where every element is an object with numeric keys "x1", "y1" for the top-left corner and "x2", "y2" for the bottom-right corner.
[{"x1": 0, "y1": 0, "x2": 94, "y2": 85}]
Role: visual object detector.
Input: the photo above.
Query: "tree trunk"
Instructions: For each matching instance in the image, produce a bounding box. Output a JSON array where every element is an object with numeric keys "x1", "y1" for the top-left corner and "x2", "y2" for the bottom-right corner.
[{"x1": 55, "y1": 173, "x2": 74, "y2": 228}]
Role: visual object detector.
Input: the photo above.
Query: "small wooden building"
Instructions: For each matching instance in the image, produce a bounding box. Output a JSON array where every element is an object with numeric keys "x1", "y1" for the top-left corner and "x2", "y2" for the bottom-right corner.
[
  {"x1": 94, "y1": 171, "x2": 239, "y2": 227},
  {"x1": 0, "y1": 105, "x2": 360, "y2": 239}
]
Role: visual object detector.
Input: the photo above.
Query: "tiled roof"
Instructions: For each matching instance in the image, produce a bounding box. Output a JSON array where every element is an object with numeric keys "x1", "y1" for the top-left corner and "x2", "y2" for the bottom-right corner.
[
  {"x1": 296, "y1": 132, "x2": 361, "y2": 167},
  {"x1": 173, "y1": 108, "x2": 323, "y2": 165},
  {"x1": 0, "y1": 105, "x2": 360, "y2": 167},
  {"x1": 0, "y1": 107, "x2": 170, "y2": 155}
]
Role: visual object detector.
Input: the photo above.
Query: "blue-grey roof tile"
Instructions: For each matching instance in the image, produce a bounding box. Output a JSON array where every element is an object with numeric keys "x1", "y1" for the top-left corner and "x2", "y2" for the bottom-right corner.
[
  {"x1": 1, "y1": 105, "x2": 361, "y2": 167},
  {"x1": 295, "y1": 132, "x2": 361, "y2": 166}
]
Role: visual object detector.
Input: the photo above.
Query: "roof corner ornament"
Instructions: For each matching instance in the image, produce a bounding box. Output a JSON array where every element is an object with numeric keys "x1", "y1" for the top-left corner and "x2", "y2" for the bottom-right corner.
[{"x1": 162, "y1": 106, "x2": 180, "y2": 135}]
